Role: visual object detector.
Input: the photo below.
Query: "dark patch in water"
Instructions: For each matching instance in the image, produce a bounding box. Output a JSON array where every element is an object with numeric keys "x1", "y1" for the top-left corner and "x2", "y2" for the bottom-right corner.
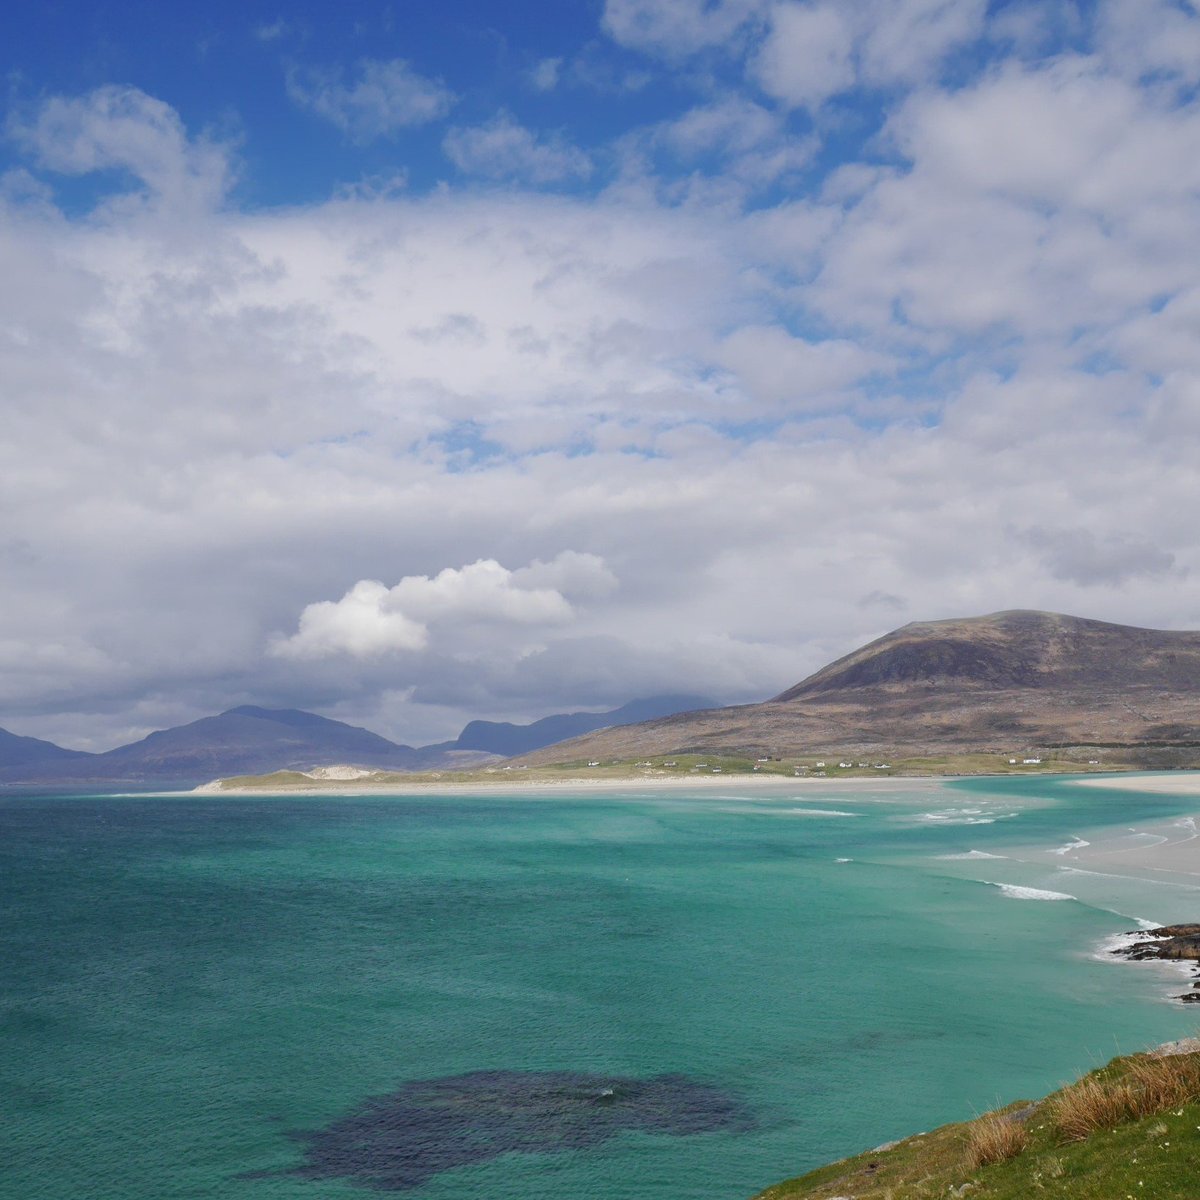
[{"x1": 285, "y1": 1069, "x2": 751, "y2": 1190}]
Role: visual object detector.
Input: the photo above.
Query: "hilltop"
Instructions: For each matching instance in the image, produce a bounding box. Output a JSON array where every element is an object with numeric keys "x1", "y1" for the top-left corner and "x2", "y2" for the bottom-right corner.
[{"x1": 515, "y1": 611, "x2": 1200, "y2": 770}]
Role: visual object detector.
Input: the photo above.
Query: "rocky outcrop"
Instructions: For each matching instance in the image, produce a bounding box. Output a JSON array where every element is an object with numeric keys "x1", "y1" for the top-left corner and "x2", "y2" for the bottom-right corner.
[{"x1": 1112, "y1": 925, "x2": 1200, "y2": 1002}]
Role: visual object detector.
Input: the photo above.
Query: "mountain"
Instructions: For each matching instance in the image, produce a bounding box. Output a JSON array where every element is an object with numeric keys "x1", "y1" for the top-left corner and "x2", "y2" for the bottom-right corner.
[
  {"x1": 0, "y1": 706, "x2": 427, "y2": 787},
  {"x1": 0, "y1": 696, "x2": 712, "y2": 787},
  {"x1": 0, "y1": 726, "x2": 92, "y2": 768},
  {"x1": 514, "y1": 611, "x2": 1200, "y2": 768},
  {"x1": 452, "y1": 695, "x2": 712, "y2": 756},
  {"x1": 92, "y1": 706, "x2": 424, "y2": 781}
]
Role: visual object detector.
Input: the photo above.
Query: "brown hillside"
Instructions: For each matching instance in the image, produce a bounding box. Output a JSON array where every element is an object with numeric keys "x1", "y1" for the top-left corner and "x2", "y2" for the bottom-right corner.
[{"x1": 515, "y1": 611, "x2": 1200, "y2": 767}]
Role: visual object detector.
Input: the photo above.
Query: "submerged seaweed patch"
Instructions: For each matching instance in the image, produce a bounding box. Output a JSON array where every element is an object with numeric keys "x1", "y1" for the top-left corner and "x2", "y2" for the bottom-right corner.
[{"x1": 287, "y1": 1069, "x2": 751, "y2": 1190}]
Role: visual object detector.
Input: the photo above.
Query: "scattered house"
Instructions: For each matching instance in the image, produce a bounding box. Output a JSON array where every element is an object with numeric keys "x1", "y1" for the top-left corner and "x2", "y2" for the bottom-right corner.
[
  {"x1": 1023, "y1": 757, "x2": 1042, "y2": 765},
  {"x1": 874, "y1": 763, "x2": 890, "y2": 769},
  {"x1": 712, "y1": 767, "x2": 722, "y2": 773},
  {"x1": 696, "y1": 763, "x2": 708, "y2": 769},
  {"x1": 838, "y1": 761, "x2": 852, "y2": 768},
  {"x1": 1088, "y1": 759, "x2": 1100, "y2": 765},
  {"x1": 756, "y1": 757, "x2": 770, "y2": 763},
  {"x1": 664, "y1": 760, "x2": 677, "y2": 767},
  {"x1": 587, "y1": 760, "x2": 600, "y2": 767},
  {"x1": 815, "y1": 761, "x2": 826, "y2": 768},
  {"x1": 1009, "y1": 758, "x2": 1018, "y2": 764},
  {"x1": 814, "y1": 770, "x2": 827, "y2": 776}
]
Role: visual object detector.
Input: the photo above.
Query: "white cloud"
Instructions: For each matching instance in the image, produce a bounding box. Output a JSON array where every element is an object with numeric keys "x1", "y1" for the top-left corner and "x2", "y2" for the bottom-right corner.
[
  {"x1": 717, "y1": 326, "x2": 893, "y2": 409},
  {"x1": 3, "y1": 69, "x2": 1200, "y2": 750},
  {"x1": 602, "y1": 0, "x2": 767, "y2": 56},
  {"x1": 287, "y1": 58, "x2": 455, "y2": 141},
  {"x1": 443, "y1": 114, "x2": 593, "y2": 184},
  {"x1": 272, "y1": 580, "x2": 430, "y2": 659},
  {"x1": 751, "y1": 0, "x2": 986, "y2": 109},
  {"x1": 752, "y1": 4, "x2": 855, "y2": 110},
  {"x1": 7, "y1": 85, "x2": 232, "y2": 212},
  {"x1": 1093, "y1": 0, "x2": 1200, "y2": 86},
  {"x1": 271, "y1": 555, "x2": 605, "y2": 660}
]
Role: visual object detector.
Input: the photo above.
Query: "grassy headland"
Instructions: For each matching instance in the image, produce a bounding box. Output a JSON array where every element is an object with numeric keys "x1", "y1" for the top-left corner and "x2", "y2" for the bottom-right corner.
[{"x1": 755, "y1": 1045, "x2": 1200, "y2": 1200}]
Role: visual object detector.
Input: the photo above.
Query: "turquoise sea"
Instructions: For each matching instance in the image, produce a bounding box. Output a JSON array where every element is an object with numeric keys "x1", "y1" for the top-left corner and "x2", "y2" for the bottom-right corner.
[{"x1": 4, "y1": 776, "x2": 1199, "y2": 1199}]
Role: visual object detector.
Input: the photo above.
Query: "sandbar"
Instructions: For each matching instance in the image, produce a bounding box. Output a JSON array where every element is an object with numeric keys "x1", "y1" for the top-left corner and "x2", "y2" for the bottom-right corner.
[
  {"x1": 1072, "y1": 773, "x2": 1200, "y2": 797},
  {"x1": 197, "y1": 772, "x2": 928, "y2": 798}
]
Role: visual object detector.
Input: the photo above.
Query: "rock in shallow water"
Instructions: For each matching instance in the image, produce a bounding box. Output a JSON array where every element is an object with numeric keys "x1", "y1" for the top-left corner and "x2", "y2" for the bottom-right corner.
[{"x1": 284, "y1": 1069, "x2": 751, "y2": 1190}]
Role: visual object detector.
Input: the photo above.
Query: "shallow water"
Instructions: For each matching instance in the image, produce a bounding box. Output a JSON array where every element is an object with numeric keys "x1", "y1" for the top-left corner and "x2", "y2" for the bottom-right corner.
[{"x1": 2, "y1": 777, "x2": 1197, "y2": 1199}]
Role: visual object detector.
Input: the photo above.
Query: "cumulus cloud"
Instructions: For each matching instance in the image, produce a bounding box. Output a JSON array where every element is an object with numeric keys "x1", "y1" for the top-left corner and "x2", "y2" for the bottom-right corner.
[
  {"x1": 443, "y1": 114, "x2": 593, "y2": 184},
  {"x1": 270, "y1": 554, "x2": 614, "y2": 660},
  {"x1": 7, "y1": 85, "x2": 232, "y2": 211},
  {"x1": 752, "y1": 0, "x2": 986, "y2": 109},
  {"x1": 271, "y1": 580, "x2": 431, "y2": 658},
  {"x1": 287, "y1": 58, "x2": 455, "y2": 141}
]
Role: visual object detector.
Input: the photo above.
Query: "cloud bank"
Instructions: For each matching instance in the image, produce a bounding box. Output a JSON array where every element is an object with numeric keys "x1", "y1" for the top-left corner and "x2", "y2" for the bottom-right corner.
[{"x1": 1, "y1": 2, "x2": 1199, "y2": 750}]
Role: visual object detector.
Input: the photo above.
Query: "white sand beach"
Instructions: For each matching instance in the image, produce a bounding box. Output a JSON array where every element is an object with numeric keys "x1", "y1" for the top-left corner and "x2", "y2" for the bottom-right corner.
[
  {"x1": 195, "y1": 771, "x2": 923, "y2": 798},
  {"x1": 1073, "y1": 773, "x2": 1200, "y2": 797}
]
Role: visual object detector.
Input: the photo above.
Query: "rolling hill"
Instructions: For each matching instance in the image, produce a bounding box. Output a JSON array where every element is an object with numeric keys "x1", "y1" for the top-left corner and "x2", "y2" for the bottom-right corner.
[{"x1": 514, "y1": 611, "x2": 1200, "y2": 768}]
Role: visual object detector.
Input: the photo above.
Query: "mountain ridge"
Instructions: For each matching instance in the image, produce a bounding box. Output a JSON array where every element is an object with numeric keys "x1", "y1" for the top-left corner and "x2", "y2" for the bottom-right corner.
[
  {"x1": 515, "y1": 610, "x2": 1200, "y2": 768},
  {"x1": 0, "y1": 695, "x2": 711, "y2": 787}
]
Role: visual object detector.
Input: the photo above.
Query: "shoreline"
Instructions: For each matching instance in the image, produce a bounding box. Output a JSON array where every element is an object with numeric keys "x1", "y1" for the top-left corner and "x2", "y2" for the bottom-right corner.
[
  {"x1": 192, "y1": 766, "x2": 1200, "y2": 799},
  {"x1": 193, "y1": 772, "x2": 939, "y2": 798}
]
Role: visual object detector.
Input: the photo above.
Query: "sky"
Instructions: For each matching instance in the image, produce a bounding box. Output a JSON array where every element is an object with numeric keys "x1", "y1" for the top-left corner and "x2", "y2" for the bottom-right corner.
[{"x1": 2, "y1": 0, "x2": 1199, "y2": 751}]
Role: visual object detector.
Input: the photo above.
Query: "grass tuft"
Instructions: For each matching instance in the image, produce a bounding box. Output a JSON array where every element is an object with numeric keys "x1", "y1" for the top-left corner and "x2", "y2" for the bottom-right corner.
[
  {"x1": 1050, "y1": 1075, "x2": 1135, "y2": 1140},
  {"x1": 964, "y1": 1114, "x2": 1029, "y2": 1168},
  {"x1": 1124, "y1": 1052, "x2": 1200, "y2": 1115},
  {"x1": 1050, "y1": 1053, "x2": 1200, "y2": 1141}
]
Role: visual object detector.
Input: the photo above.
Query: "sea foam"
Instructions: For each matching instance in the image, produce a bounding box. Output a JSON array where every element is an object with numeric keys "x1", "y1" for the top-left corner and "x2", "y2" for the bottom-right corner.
[
  {"x1": 1050, "y1": 836, "x2": 1090, "y2": 856},
  {"x1": 989, "y1": 882, "x2": 1076, "y2": 901},
  {"x1": 938, "y1": 850, "x2": 1008, "y2": 860}
]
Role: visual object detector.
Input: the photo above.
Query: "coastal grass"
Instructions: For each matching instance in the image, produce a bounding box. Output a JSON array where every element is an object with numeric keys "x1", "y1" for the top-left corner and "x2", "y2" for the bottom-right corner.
[
  {"x1": 754, "y1": 1049, "x2": 1200, "y2": 1200},
  {"x1": 964, "y1": 1113, "x2": 1029, "y2": 1168},
  {"x1": 213, "y1": 750, "x2": 1125, "y2": 791}
]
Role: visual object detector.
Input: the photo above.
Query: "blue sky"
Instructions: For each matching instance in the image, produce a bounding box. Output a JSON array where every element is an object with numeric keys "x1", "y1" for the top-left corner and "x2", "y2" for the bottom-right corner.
[{"x1": 2, "y1": 0, "x2": 1200, "y2": 748}]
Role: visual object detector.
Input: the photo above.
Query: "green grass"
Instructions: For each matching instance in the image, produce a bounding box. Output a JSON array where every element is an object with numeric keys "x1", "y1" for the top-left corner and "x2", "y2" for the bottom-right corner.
[{"x1": 754, "y1": 1049, "x2": 1200, "y2": 1200}]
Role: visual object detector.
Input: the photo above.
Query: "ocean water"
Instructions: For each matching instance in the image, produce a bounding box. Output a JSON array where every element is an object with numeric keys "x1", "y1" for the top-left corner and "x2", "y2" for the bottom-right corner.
[{"x1": 3, "y1": 776, "x2": 1199, "y2": 1200}]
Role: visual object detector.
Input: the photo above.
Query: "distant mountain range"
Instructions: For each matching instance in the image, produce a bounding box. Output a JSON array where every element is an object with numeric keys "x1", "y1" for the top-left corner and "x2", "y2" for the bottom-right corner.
[
  {"x1": 453, "y1": 695, "x2": 711, "y2": 756},
  {"x1": 515, "y1": 610, "x2": 1200, "y2": 769},
  {"x1": 0, "y1": 696, "x2": 712, "y2": 788}
]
